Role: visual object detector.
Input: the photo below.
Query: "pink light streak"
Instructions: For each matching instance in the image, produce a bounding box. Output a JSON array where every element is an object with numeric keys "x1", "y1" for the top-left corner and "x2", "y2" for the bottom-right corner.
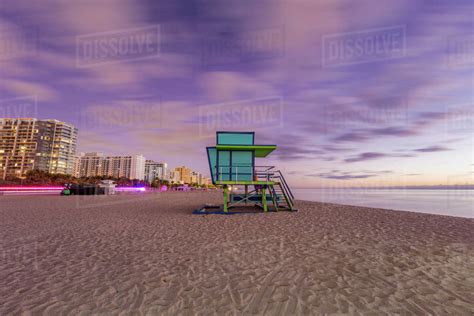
[
  {"x1": 115, "y1": 187, "x2": 146, "y2": 192},
  {"x1": 0, "y1": 186, "x2": 64, "y2": 190},
  {"x1": 2, "y1": 191, "x2": 61, "y2": 194},
  {"x1": 0, "y1": 186, "x2": 146, "y2": 195}
]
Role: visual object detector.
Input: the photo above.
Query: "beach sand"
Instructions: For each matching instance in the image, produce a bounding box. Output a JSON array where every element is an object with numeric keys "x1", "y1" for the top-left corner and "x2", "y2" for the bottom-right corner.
[{"x1": 1, "y1": 191, "x2": 473, "y2": 315}]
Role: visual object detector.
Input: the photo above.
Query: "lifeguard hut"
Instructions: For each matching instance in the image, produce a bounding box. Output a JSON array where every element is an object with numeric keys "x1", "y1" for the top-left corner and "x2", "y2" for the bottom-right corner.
[{"x1": 200, "y1": 131, "x2": 295, "y2": 213}]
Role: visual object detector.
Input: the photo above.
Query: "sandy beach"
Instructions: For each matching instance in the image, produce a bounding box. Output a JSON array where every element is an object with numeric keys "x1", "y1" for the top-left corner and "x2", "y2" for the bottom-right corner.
[{"x1": 1, "y1": 191, "x2": 473, "y2": 315}]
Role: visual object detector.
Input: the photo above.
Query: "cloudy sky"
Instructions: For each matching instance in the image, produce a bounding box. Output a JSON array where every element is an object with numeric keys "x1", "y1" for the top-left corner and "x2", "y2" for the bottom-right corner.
[{"x1": 0, "y1": 0, "x2": 472, "y2": 187}]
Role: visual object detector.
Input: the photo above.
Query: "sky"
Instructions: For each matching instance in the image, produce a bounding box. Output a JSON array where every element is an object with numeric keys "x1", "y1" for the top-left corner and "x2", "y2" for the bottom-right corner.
[{"x1": 0, "y1": 0, "x2": 472, "y2": 188}]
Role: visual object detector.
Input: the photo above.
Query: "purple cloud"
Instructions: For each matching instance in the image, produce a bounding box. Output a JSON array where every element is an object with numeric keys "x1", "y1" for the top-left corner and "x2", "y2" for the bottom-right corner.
[
  {"x1": 330, "y1": 106, "x2": 463, "y2": 146},
  {"x1": 314, "y1": 174, "x2": 376, "y2": 180},
  {"x1": 333, "y1": 126, "x2": 419, "y2": 143},
  {"x1": 343, "y1": 145, "x2": 449, "y2": 163},
  {"x1": 274, "y1": 145, "x2": 325, "y2": 161},
  {"x1": 321, "y1": 156, "x2": 337, "y2": 161},
  {"x1": 414, "y1": 145, "x2": 451, "y2": 152},
  {"x1": 333, "y1": 132, "x2": 370, "y2": 143},
  {"x1": 310, "y1": 169, "x2": 393, "y2": 180},
  {"x1": 0, "y1": 0, "x2": 472, "y2": 182},
  {"x1": 344, "y1": 152, "x2": 387, "y2": 163},
  {"x1": 416, "y1": 111, "x2": 450, "y2": 121},
  {"x1": 371, "y1": 127, "x2": 418, "y2": 137},
  {"x1": 322, "y1": 145, "x2": 353, "y2": 152}
]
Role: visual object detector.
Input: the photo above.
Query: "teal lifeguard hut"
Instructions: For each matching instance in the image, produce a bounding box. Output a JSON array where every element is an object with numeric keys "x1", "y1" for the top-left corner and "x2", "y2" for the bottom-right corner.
[{"x1": 201, "y1": 131, "x2": 295, "y2": 213}]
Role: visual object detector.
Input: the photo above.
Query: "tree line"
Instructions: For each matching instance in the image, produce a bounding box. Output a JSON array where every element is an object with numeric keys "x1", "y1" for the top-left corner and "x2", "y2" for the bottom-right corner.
[{"x1": 0, "y1": 170, "x2": 212, "y2": 189}]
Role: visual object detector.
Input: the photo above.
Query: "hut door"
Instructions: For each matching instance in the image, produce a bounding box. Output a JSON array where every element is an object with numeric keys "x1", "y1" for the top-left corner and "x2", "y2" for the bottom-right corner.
[{"x1": 231, "y1": 151, "x2": 253, "y2": 181}]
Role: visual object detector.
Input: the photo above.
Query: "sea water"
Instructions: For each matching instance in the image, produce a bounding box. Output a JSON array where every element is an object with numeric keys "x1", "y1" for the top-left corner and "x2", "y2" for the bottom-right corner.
[{"x1": 293, "y1": 188, "x2": 474, "y2": 218}]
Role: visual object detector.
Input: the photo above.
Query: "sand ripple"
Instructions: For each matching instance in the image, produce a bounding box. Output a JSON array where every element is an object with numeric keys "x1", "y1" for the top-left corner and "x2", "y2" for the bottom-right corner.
[{"x1": 1, "y1": 192, "x2": 473, "y2": 315}]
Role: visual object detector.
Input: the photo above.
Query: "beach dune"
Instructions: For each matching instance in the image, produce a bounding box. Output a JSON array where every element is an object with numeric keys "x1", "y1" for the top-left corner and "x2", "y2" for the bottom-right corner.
[{"x1": 1, "y1": 191, "x2": 473, "y2": 315}]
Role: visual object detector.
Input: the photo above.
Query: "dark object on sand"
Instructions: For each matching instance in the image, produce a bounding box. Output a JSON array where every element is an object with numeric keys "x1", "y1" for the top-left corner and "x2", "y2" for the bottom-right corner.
[{"x1": 61, "y1": 184, "x2": 105, "y2": 195}]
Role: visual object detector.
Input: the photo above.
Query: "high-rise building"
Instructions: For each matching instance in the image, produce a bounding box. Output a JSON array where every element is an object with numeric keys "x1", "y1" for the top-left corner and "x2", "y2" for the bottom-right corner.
[
  {"x1": 191, "y1": 171, "x2": 203, "y2": 185},
  {"x1": 168, "y1": 170, "x2": 181, "y2": 183},
  {"x1": 103, "y1": 155, "x2": 145, "y2": 180},
  {"x1": 174, "y1": 166, "x2": 192, "y2": 184},
  {"x1": 72, "y1": 155, "x2": 80, "y2": 177},
  {"x1": 35, "y1": 120, "x2": 78, "y2": 175},
  {"x1": 75, "y1": 152, "x2": 104, "y2": 178},
  {"x1": 144, "y1": 160, "x2": 168, "y2": 183},
  {"x1": 75, "y1": 153, "x2": 145, "y2": 180},
  {"x1": 0, "y1": 118, "x2": 77, "y2": 179}
]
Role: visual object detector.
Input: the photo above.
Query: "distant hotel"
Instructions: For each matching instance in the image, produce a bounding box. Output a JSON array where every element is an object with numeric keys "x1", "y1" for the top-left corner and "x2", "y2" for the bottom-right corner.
[
  {"x1": 0, "y1": 118, "x2": 77, "y2": 180},
  {"x1": 75, "y1": 155, "x2": 209, "y2": 184},
  {"x1": 144, "y1": 160, "x2": 168, "y2": 183},
  {"x1": 74, "y1": 153, "x2": 146, "y2": 180},
  {"x1": 170, "y1": 166, "x2": 209, "y2": 186},
  {"x1": 173, "y1": 166, "x2": 192, "y2": 184},
  {"x1": 0, "y1": 118, "x2": 209, "y2": 185}
]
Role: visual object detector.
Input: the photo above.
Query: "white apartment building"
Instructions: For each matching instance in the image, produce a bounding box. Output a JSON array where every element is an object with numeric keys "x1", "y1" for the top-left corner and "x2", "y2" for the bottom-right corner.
[
  {"x1": 103, "y1": 155, "x2": 145, "y2": 180},
  {"x1": 75, "y1": 153, "x2": 146, "y2": 180},
  {"x1": 144, "y1": 160, "x2": 168, "y2": 183},
  {"x1": 74, "y1": 152, "x2": 104, "y2": 177}
]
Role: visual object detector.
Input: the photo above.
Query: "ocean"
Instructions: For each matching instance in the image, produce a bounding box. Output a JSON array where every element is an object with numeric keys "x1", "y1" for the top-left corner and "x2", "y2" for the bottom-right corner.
[{"x1": 293, "y1": 188, "x2": 474, "y2": 218}]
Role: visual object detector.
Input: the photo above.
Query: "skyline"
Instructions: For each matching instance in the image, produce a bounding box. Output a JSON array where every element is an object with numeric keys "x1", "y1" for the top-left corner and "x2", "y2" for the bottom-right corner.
[{"x1": 0, "y1": 0, "x2": 473, "y2": 188}]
